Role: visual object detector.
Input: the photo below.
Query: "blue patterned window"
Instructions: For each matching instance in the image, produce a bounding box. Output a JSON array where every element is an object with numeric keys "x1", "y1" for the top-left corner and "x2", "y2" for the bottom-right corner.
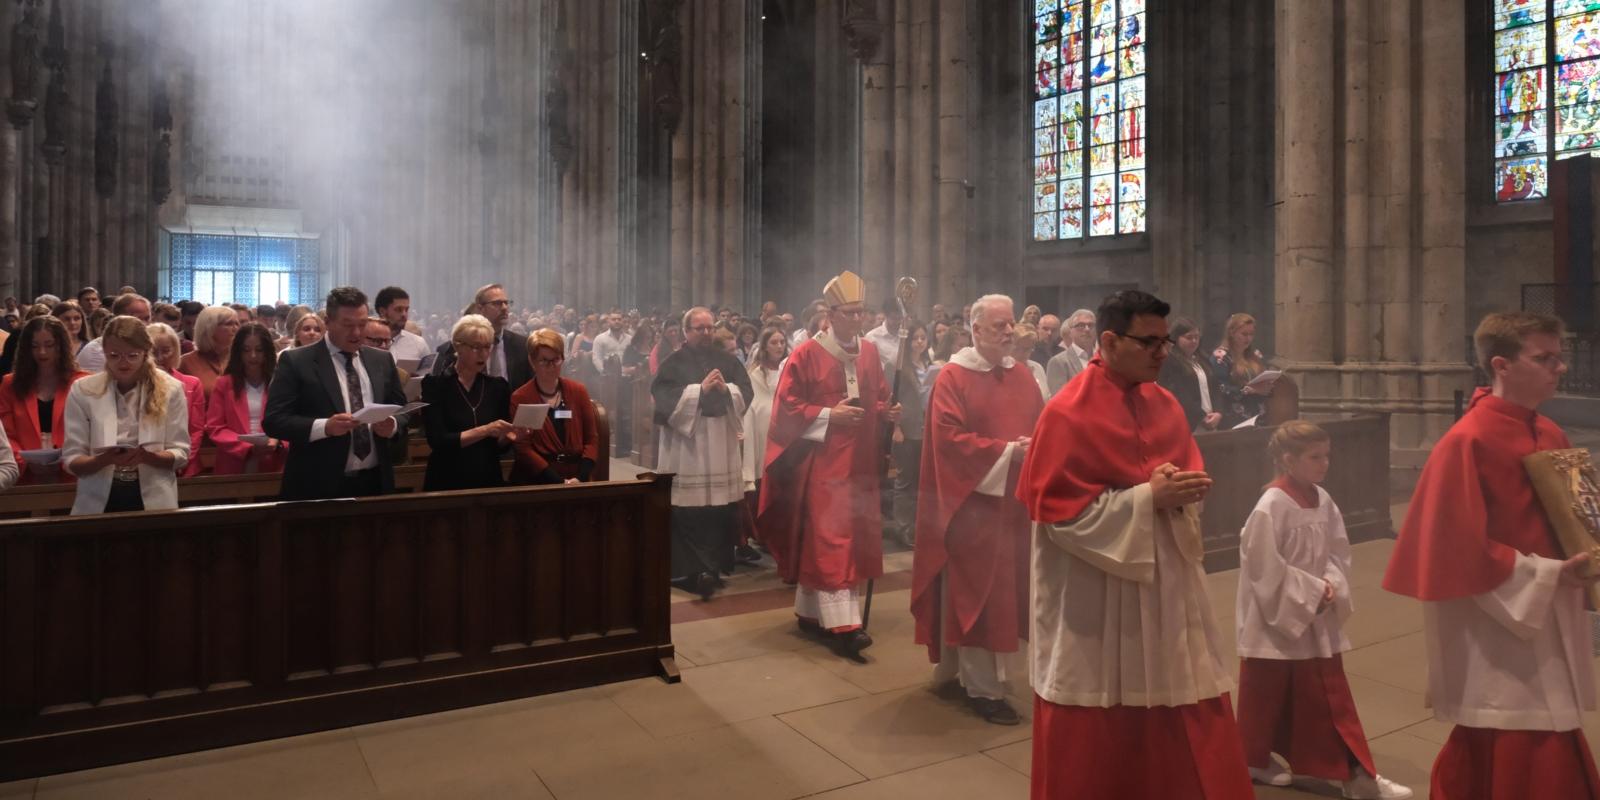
[{"x1": 164, "y1": 233, "x2": 320, "y2": 306}]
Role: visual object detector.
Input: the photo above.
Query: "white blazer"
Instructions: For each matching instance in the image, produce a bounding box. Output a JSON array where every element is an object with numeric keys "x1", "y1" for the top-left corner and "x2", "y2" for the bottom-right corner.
[{"x1": 62, "y1": 370, "x2": 191, "y2": 515}]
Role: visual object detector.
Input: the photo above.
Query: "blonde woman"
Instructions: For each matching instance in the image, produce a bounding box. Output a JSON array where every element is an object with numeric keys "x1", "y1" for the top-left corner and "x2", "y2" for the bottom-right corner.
[
  {"x1": 277, "y1": 305, "x2": 323, "y2": 351},
  {"x1": 62, "y1": 316, "x2": 190, "y2": 514},
  {"x1": 1210, "y1": 313, "x2": 1269, "y2": 425},
  {"x1": 179, "y1": 305, "x2": 241, "y2": 397},
  {"x1": 147, "y1": 323, "x2": 207, "y2": 477}
]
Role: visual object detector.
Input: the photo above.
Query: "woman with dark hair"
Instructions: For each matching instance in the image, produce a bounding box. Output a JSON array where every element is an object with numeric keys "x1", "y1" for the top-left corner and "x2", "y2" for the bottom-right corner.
[
  {"x1": 207, "y1": 323, "x2": 286, "y2": 474},
  {"x1": 931, "y1": 323, "x2": 970, "y2": 366},
  {"x1": 734, "y1": 322, "x2": 760, "y2": 363},
  {"x1": 1159, "y1": 316, "x2": 1228, "y2": 432},
  {"x1": 51, "y1": 300, "x2": 90, "y2": 355},
  {"x1": 739, "y1": 326, "x2": 790, "y2": 560},
  {"x1": 87, "y1": 306, "x2": 113, "y2": 341},
  {"x1": 0, "y1": 316, "x2": 88, "y2": 483}
]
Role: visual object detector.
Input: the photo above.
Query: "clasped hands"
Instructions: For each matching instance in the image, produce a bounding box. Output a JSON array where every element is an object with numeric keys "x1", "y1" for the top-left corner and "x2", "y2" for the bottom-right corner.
[
  {"x1": 1149, "y1": 462, "x2": 1213, "y2": 510},
  {"x1": 828, "y1": 400, "x2": 903, "y2": 429}
]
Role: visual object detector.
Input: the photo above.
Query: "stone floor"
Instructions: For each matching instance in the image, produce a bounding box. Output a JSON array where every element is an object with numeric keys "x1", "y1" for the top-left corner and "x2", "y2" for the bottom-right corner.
[{"x1": 6, "y1": 520, "x2": 1599, "y2": 798}]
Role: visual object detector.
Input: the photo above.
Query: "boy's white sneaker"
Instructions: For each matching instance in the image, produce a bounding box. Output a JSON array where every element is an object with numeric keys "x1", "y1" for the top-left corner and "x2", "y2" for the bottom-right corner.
[
  {"x1": 1248, "y1": 761, "x2": 1293, "y2": 787},
  {"x1": 1342, "y1": 772, "x2": 1414, "y2": 800}
]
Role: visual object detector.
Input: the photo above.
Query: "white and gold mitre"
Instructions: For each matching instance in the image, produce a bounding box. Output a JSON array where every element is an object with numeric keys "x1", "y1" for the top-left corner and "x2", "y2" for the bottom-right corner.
[{"x1": 823, "y1": 270, "x2": 866, "y2": 308}]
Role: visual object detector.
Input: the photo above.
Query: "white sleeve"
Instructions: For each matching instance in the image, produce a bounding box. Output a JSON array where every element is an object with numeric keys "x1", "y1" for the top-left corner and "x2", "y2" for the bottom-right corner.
[
  {"x1": 1039, "y1": 484, "x2": 1156, "y2": 583},
  {"x1": 0, "y1": 431, "x2": 16, "y2": 490},
  {"x1": 665, "y1": 384, "x2": 702, "y2": 437},
  {"x1": 975, "y1": 442, "x2": 1018, "y2": 497},
  {"x1": 1323, "y1": 502, "x2": 1355, "y2": 623},
  {"x1": 310, "y1": 418, "x2": 330, "y2": 442},
  {"x1": 1472, "y1": 551, "x2": 1563, "y2": 641},
  {"x1": 1240, "y1": 506, "x2": 1326, "y2": 640},
  {"x1": 77, "y1": 340, "x2": 105, "y2": 372},
  {"x1": 802, "y1": 408, "x2": 830, "y2": 442},
  {"x1": 61, "y1": 385, "x2": 97, "y2": 476},
  {"x1": 164, "y1": 383, "x2": 191, "y2": 470}
]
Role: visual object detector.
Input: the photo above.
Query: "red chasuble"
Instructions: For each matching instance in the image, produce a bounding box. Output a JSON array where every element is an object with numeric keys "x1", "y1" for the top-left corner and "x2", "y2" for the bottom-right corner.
[
  {"x1": 756, "y1": 336, "x2": 889, "y2": 590},
  {"x1": 910, "y1": 357, "x2": 1044, "y2": 660},
  {"x1": 1015, "y1": 358, "x2": 1201, "y2": 524},
  {"x1": 1383, "y1": 389, "x2": 1571, "y2": 601}
]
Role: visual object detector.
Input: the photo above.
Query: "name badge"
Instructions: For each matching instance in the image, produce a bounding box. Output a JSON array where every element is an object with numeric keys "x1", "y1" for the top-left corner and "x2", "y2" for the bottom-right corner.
[{"x1": 554, "y1": 409, "x2": 573, "y2": 420}]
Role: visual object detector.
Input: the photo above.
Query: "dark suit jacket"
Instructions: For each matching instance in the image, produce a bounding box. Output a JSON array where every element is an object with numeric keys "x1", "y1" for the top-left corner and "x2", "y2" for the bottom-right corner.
[
  {"x1": 264, "y1": 341, "x2": 411, "y2": 500},
  {"x1": 431, "y1": 330, "x2": 531, "y2": 395},
  {"x1": 1158, "y1": 355, "x2": 1227, "y2": 432}
]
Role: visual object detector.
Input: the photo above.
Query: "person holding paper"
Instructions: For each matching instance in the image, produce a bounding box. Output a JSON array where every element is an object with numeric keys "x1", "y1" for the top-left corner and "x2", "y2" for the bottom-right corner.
[
  {"x1": 62, "y1": 317, "x2": 191, "y2": 514},
  {"x1": 207, "y1": 323, "x2": 286, "y2": 475},
  {"x1": 1384, "y1": 311, "x2": 1600, "y2": 800},
  {"x1": 0, "y1": 316, "x2": 87, "y2": 484},
  {"x1": 653, "y1": 307, "x2": 753, "y2": 601},
  {"x1": 1210, "y1": 312, "x2": 1273, "y2": 427},
  {"x1": 264, "y1": 287, "x2": 411, "y2": 500},
  {"x1": 421, "y1": 315, "x2": 513, "y2": 491},
  {"x1": 148, "y1": 323, "x2": 207, "y2": 477},
  {"x1": 508, "y1": 328, "x2": 599, "y2": 485}
]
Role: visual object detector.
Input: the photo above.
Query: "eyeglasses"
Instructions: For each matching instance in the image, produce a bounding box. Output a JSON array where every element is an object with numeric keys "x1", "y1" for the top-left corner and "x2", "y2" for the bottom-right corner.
[
  {"x1": 104, "y1": 350, "x2": 148, "y2": 363},
  {"x1": 456, "y1": 341, "x2": 493, "y2": 353},
  {"x1": 534, "y1": 357, "x2": 564, "y2": 367},
  {"x1": 1115, "y1": 333, "x2": 1175, "y2": 352},
  {"x1": 1069, "y1": 322, "x2": 1094, "y2": 330},
  {"x1": 364, "y1": 336, "x2": 392, "y2": 349}
]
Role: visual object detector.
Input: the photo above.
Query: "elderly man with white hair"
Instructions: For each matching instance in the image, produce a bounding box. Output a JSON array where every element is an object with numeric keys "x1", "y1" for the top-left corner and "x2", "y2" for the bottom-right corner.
[
  {"x1": 1045, "y1": 308, "x2": 1097, "y2": 396},
  {"x1": 910, "y1": 294, "x2": 1045, "y2": 725}
]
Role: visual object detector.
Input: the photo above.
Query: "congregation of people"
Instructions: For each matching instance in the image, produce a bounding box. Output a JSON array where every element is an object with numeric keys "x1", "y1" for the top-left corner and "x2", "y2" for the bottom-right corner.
[{"x1": 1, "y1": 274, "x2": 1594, "y2": 800}]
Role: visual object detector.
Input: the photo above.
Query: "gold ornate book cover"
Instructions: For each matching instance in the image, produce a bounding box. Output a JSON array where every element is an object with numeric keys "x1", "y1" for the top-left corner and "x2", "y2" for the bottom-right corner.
[{"x1": 1523, "y1": 448, "x2": 1600, "y2": 609}]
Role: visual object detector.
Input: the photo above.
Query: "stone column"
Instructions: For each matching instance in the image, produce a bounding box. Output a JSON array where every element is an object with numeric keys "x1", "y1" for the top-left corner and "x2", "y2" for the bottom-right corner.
[
  {"x1": 0, "y1": 125, "x2": 19, "y2": 302},
  {"x1": 852, "y1": 0, "x2": 893, "y2": 301},
  {"x1": 1415, "y1": 0, "x2": 1468, "y2": 445},
  {"x1": 1273, "y1": 0, "x2": 1335, "y2": 371},
  {"x1": 932, "y1": 0, "x2": 966, "y2": 307}
]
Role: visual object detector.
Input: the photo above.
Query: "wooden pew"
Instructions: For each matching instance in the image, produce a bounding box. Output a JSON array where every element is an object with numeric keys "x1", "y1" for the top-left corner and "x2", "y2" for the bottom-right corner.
[
  {"x1": 0, "y1": 404, "x2": 611, "y2": 517},
  {"x1": 1195, "y1": 413, "x2": 1391, "y2": 571},
  {"x1": 0, "y1": 473, "x2": 677, "y2": 780}
]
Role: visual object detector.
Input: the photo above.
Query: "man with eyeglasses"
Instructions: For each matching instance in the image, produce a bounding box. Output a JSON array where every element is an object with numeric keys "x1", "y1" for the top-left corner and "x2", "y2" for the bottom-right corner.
[
  {"x1": 430, "y1": 284, "x2": 530, "y2": 391},
  {"x1": 1045, "y1": 308, "x2": 1098, "y2": 396},
  {"x1": 652, "y1": 307, "x2": 754, "y2": 601},
  {"x1": 759, "y1": 270, "x2": 901, "y2": 663},
  {"x1": 1018, "y1": 289, "x2": 1252, "y2": 798},
  {"x1": 1385, "y1": 312, "x2": 1599, "y2": 800}
]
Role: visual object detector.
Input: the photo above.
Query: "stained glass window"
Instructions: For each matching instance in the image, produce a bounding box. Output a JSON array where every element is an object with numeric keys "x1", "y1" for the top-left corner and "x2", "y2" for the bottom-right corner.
[
  {"x1": 1491, "y1": 0, "x2": 1600, "y2": 201},
  {"x1": 164, "y1": 233, "x2": 321, "y2": 306},
  {"x1": 1033, "y1": 0, "x2": 1147, "y2": 240}
]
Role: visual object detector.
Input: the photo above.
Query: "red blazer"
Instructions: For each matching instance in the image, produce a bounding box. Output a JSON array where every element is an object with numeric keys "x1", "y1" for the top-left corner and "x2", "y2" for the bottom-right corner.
[
  {"x1": 0, "y1": 370, "x2": 87, "y2": 482},
  {"x1": 508, "y1": 378, "x2": 599, "y2": 482},
  {"x1": 172, "y1": 369, "x2": 208, "y2": 477},
  {"x1": 205, "y1": 374, "x2": 286, "y2": 475}
]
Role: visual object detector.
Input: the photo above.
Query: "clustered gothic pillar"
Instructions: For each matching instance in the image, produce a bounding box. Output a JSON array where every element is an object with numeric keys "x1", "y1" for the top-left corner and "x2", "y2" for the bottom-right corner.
[
  {"x1": 666, "y1": 0, "x2": 747, "y2": 311},
  {"x1": 1274, "y1": 0, "x2": 1471, "y2": 485}
]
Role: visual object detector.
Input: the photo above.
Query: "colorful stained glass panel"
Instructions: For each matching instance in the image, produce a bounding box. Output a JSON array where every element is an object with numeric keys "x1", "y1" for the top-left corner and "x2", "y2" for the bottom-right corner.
[
  {"x1": 1558, "y1": 147, "x2": 1600, "y2": 159},
  {"x1": 1090, "y1": 0, "x2": 1116, "y2": 26},
  {"x1": 1036, "y1": 126, "x2": 1059, "y2": 156},
  {"x1": 1035, "y1": 213, "x2": 1057, "y2": 241},
  {"x1": 1118, "y1": 201, "x2": 1147, "y2": 234},
  {"x1": 1558, "y1": 60, "x2": 1600, "y2": 105},
  {"x1": 1497, "y1": 112, "x2": 1549, "y2": 156},
  {"x1": 1059, "y1": 209, "x2": 1084, "y2": 238},
  {"x1": 1090, "y1": 114, "x2": 1115, "y2": 146},
  {"x1": 1089, "y1": 204, "x2": 1116, "y2": 236},
  {"x1": 1556, "y1": 13, "x2": 1600, "y2": 61},
  {"x1": 1119, "y1": 13, "x2": 1144, "y2": 49},
  {"x1": 1062, "y1": 118, "x2": 1084, "y2": 151},
  {"x1": 1035, "y1": 182, "x2": 1060, "y2": 212},
  {"x1": 1090, "y1": 22, "x2": 1116, "y2": 56},
  {"x1": 1060, "y1": 94, "x2": 1085, "y2": 122},
  {"x1": 1062, "y1": 2, "x2": 1085, "y2": 33},
  {"x1": 1061, "y1": 179, "x2": 1084, "y2": 209},
  {"x1": 1091, "y1": 84, "x2": 1116, "y2": 115},
  {"x1": 1036, "y1": 13, "x2": 1063, "y2": 42},
  {"x1": 1035, "y1": 154, "x2": 1059, "y2": 183},
  {"x1": 1037, "y1": 0, "x2": 1061, "y2": 14},
  {"x1": 1090, "y1": 174, "x2": 1115, "y2": 207},
  {"x1": 1063, "y1": 152, "x2": 1085, "y2": 178},
  {"x1": 1495, "y1": 156, "x2": 1548, "y2": 201},
  {"x1": 1558, "y1": 101, "x2": 1600, "y2": 142},
  {"x1": 1090, "y1": 144, "x2": 1116, "y2": 175},
  {"x1": 1119, "y1": 138, "x2": 1146, "y2": 169},
  {"x1": 1122, "y1": 0, "x2": 1145, "y2": 15},
  {"x1": 1035, "y1": 97, "x2": 1059, "y2": 128},
  {"x1": 1555, "y1": 0, "x2": 1600, "y2": 18},
  {"x1": 1063, "y1": 32, "x2": 1085, "y2": 63},
  {"x1": 1119, "y1": 170, "x2": 1145, "y2": 202},
  {"x1": 1498, "y1": 0, "x2": 1546, "y2": 29},
  {"x1": 1498, "y1": 68, "x2": 1547, "y2": 114},
  {"x1": 1496, "y1": 25, "x2": 1547, "y2": 71},
  {"x1": 1036, "y1": 63, "x2": 1060, "y2": 98},
  {"x1": 1119, "y1": 108, "x2": 1145, "y2": 141},
  {"x1": 1119, "y1": 76, "x2": 1145, "y2": 109},
  {"x1": 1090, "y1": 52, "x2": 1117, "y2": 84}
]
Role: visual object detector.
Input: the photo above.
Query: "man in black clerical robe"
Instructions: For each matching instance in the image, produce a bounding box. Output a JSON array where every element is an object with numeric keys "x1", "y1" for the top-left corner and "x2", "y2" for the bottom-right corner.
[{"x1": 652, "y1": 307, "x2": 755, "y2": 600}]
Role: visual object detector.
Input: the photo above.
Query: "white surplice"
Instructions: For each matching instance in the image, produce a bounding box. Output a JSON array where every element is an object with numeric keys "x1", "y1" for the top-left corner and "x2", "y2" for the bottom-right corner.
[
  {"x1": 1235, "y1": 486, "x2": 1354, "y2": 660},
  {"x1": 1424, "y1": 552, "x2": 1595, "y2": 731},
  {"x1": 657, "y1": 383, "x2": 746, "y2": 508},
  {"x1": 741, "y1": 360, "x2": 784, "y2": 491},
  {"x1": 1031, "y1": 483, "x2": 1233, "y2": 707}
]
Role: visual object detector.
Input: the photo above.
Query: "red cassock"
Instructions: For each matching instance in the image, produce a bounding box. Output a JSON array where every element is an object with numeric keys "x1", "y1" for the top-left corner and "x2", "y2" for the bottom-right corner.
[
  {"x1": 757, "y1": 337, "x2": 888, "y2": 590},
  {"x1": 910, "y1": 359, "x2": 1044, "y2": 660},
  {"x1": 1385, "y1": 388, "x2": 1600, "y2": 800}
]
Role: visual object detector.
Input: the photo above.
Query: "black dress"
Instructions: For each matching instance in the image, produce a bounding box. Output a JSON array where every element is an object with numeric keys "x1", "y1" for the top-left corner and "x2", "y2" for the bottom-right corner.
[
  {"x1": 1158, "y1": 355, "x2": 1228, "y2": 432},
  {"x1": 420, "y1": 370, "x2": 511, "y2": 492}
]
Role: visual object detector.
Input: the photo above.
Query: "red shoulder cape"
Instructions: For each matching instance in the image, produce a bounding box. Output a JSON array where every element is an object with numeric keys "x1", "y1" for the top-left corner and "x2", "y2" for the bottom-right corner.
[
  {"x1": 1016, "y1": 359, "x2": 1202, "y2": 524},
  {"x1": 1383, "y1": 388, "x2": 1571, "y2": 601}
]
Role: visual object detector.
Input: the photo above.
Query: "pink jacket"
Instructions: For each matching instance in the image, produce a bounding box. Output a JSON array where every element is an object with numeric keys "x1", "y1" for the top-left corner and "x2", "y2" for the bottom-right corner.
[{"x1": 204, "y1": 374, "x2": 286, "y2": 475}]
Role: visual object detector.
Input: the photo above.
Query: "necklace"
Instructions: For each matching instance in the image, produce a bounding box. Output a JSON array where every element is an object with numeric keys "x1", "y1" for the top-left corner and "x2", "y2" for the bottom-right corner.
[
  {"x1": 457, "y1": 373, "x2": 484, "y2": 425},
  {"x1": 537, "y1": 379, "x2": 561, "y2": 401}
]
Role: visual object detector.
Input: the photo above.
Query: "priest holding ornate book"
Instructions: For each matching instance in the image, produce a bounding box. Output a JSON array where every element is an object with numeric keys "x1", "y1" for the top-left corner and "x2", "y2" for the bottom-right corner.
[{"x1": 1384, "y1": 311, "x2": 1600, "y2": 800}]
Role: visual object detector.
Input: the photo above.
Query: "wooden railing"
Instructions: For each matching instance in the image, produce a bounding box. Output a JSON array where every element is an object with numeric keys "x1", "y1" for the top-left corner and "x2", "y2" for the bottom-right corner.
[
  {"x1": 0, "y1": 473, "x2": 676, "y2": 780},
  {"x1": 0, "y1": 404, "x2": 610, "y2": 518},
  {"x1": 1195, "y1": 413, "x2": 1392, "y2": 571}
]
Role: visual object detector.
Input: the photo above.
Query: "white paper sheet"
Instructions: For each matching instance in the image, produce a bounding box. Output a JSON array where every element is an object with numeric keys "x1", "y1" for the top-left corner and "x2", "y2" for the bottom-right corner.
[
  {"x1": 513, "y1": 403, "x2": 551, "y2": 430},
  {"x1": 1246, "y1": 369, "x2": 1282, "y2": 388},
  {"x1": 403, "y1": 375, "x2": 424, "y2": 403},
  {"x1": 351, "y1": 401, "x2": 426, "y2": 425},
  {"x1": 19, "y1": 448, "x2": 61, "y2": 466},
  {"x1": 239, "y1": 433, "x2": 272, "y2": 446}
]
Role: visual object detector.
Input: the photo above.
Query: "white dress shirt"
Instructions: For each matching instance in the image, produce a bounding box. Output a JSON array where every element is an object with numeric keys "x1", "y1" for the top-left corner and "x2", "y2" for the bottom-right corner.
[
  {"x1": 592, "y1": 328, "x2": 634, "y2": 372},
  {"x1": 309, "y1": 337, "x2": 379, "y2": 473},
  {"x1": 862, "y1": 324, "x2": 900, "y2": 371},
  {"x1": 390, "y1": 328, "x2": 432, "y2": 364},
  {"x1": 77, "y1": 337, "x2": 105, "y2": 372}
]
